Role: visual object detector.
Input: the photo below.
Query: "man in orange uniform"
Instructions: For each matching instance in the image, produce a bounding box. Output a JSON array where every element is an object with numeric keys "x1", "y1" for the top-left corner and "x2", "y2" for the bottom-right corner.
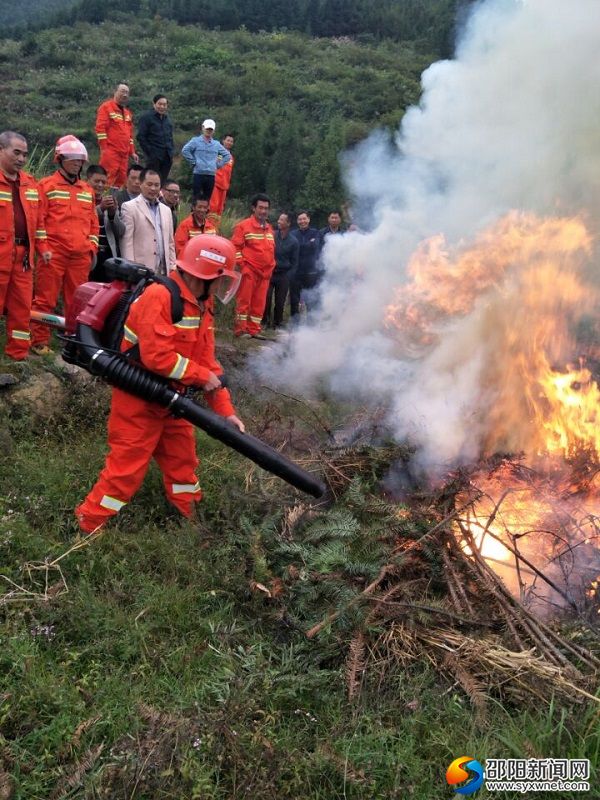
[
  {"x1": 208, "y1": 133, "x2": 234, "y2": 229},
  {"x1": 95, "y1": 83, "x2": 138, "y2": 189},
  {"x1": 174, "y1": 195, "x2": 216, "y2": 256},
  {"x1": 75, "y1": 234, "x2": 244, "y2": 534},
  {"x1": 231, "y1": 193, "x2": 275, "y2": 339},
  {"x1": 30, "y1": 136, "x2": 99, "y2": 355},
  {"x1": 0, "y1": 131, "x2": 45, "y2": 360}
]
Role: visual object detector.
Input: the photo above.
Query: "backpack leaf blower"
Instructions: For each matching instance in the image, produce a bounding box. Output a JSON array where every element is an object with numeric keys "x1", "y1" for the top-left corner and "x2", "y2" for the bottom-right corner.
[{"x1": 57, "y1": 259, "x2": 326, "y2": 499}]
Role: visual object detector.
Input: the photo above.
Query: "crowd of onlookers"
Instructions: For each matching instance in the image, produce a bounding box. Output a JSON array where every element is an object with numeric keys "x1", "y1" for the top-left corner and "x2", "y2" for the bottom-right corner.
[{"x1": 0, "y1": 82, "x2": 354, "y2": 360}]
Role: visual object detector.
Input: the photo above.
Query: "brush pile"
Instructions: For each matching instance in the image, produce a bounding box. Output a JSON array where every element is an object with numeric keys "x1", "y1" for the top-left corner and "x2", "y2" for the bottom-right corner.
[{"x1": 271, "y1": 442, "x2": 600, "y2": 715}]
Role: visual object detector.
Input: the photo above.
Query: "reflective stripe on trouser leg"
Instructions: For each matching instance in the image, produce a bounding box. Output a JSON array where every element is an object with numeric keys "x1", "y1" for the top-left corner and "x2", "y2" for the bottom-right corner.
[
  {"x1": 2, "y1": 245, "x2": 34, "y2": 359},
  {"x1": 75, "y1": 389, "x2": 168, "y2": 530},
  {"x1": 153, "y1": 416, "x2": 201, "y2": 517},
  {"x1": 234, "y1": 269, "x2": 256, "y2": 335},
  {"x1": 246, "y1": 272, "x2": 271, "y2": 336}
]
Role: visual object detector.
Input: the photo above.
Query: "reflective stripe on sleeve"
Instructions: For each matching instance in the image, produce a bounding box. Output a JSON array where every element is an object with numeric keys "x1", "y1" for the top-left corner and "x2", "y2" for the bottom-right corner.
[
  {"x1": 35, "y1": 229, "x2": 47, "y2": 239},
  {"x1": 11, "y1": 330, "x2": 30, "y2": 340},
  {"x1": 100, "y1": 495, "x2": 126, "y2": 511},
  {"x1": 123, "y1": 325, "x2": 138, "y2": 344},
  {"x1": 168, "y1": 354, "x2": 189, "y2": 380}
]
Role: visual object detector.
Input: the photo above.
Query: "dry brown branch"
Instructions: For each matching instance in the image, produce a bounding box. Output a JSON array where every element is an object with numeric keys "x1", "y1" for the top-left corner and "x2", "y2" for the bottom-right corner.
[
  {"x1": 50, "y1": 743, "x2": 104, "y2": 800},
  {"x1": 346, "y1": 632, "x2": 366, "y2": 701}
]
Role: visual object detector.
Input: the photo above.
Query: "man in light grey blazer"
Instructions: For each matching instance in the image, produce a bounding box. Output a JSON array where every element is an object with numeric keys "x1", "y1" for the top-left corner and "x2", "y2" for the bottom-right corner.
[{"x1": 121, "y1": 168, "x2": 175, "y2": 275}]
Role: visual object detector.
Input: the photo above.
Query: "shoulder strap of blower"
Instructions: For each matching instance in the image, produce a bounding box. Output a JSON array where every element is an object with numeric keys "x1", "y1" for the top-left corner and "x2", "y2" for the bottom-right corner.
[{"x1": 100, "y1": 273, "x2": 184, "y2": 357}]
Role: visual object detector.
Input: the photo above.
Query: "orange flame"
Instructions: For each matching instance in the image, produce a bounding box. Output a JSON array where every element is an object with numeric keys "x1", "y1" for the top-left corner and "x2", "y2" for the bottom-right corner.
[{"x1": 386, "y1": 212, "x2": 600, "y2": 606}]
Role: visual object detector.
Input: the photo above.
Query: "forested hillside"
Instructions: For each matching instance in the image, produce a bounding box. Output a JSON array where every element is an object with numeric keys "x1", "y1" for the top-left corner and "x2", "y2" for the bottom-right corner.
[
  {"x1": 4, "y1": 0, "x2": 474, "y2": 57},
  {"x1": 0, "y1": 0, "x2": 74, "y2": 27},
  {"x1": 1, "y1": 16, "x2": 435, "y2": 220}
]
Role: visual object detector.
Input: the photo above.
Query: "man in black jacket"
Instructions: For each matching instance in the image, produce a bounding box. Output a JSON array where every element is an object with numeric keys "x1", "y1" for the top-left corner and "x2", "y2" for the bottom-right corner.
[
  {"x1": 290, "y1": 210, "x2": 321, "y2": 318},
  {"x1": 137, "y1": 95, "x2": 174, "y2": 184},
  {"x1": 263, "y1": 212, "x2": 299, "y2": 329}
]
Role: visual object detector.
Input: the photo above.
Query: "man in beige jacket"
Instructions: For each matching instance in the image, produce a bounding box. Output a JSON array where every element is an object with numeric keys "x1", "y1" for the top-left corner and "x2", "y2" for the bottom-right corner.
[{"x1": 121, "y1": 168, "x2": 175, "y2": 274}]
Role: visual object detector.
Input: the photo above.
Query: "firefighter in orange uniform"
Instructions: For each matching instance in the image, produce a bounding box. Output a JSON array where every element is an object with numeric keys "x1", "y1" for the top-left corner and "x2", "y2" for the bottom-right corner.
[
  {"x1": 30, "y1": 136, "x2": 99, "y2": 355},
  {"x1": 0, "y1": 131, "x2": 45, "y2": 360},
  {"x1": 95, "y1": 83, "x2": 138, "y2": 189},
  {"x1": 232, "y1": 193, "x2": 276, "y2": 338},
  {"x1": 174, "y1": 195, "x2": 217, "y2": 256},
  {"x1": 75, "y1": 234, "x2": 244, "y2": 534},
  {"x1": 208, "y1": 133, "x2": 234, "y2": 229}
]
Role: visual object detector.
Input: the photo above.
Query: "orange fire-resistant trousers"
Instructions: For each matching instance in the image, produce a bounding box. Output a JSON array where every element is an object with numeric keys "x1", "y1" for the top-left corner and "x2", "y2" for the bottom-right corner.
[
  {"x1": 99, "y1": 148, "x2": 129, "y2": 190},
  {"x1": 0, "y1": 244, "x2": 33, "y2": 359},
  {"x1": 75, "y1": 389, "x2": 202, "y2": 533},
  {"x1": 208, "y1": 186, "x2": 227, "y2": 218},
  {"x1": 234, "y1": 267, "x2": 272, "y2": 336},
  {"x1": 30, "y1": 251, "x2": 91, "y2": 347}
]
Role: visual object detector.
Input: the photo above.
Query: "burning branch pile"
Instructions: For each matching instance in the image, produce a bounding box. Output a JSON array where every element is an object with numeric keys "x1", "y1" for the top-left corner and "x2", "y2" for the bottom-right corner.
[{"x1": 276, "y1": 446, "x2": 600, "y2": 714}]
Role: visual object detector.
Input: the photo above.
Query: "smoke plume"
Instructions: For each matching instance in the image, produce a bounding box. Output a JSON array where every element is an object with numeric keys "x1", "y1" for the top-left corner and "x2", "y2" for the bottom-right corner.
[{"x1": 253, "y1": 0, "x2": 600, "y2": 477}]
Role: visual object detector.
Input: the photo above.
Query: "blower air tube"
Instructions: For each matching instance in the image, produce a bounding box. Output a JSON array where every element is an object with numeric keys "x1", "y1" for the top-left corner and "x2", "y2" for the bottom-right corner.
[{"x1": 70, "y1": 323, "x2": 326, "y2": 499}]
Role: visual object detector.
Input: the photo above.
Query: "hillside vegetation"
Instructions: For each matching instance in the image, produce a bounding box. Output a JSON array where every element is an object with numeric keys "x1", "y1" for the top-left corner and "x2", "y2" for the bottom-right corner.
[
  {"x1": 3, "y1": 0, "x2": 472, "y2": 57},
  {"x1": 1, "y1": 16, "x2": 434, "y2": 219}
]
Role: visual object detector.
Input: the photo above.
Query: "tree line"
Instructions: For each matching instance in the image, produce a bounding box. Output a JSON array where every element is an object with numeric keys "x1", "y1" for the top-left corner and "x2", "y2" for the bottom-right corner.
[{"x1": 3, "y1": 0, "x2": 474, "y2": 57}]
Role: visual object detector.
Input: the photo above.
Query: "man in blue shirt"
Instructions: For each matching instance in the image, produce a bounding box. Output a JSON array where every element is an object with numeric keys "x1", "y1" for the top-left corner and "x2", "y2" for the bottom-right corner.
[{"x1": 181, "y1": 119, "x2": 231, "y2": 201}]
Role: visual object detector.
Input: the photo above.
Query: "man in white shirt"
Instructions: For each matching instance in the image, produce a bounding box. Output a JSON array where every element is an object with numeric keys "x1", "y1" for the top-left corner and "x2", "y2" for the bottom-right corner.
[{"x1": 121, "y1": 168, "x2": 175, "y2": 274}]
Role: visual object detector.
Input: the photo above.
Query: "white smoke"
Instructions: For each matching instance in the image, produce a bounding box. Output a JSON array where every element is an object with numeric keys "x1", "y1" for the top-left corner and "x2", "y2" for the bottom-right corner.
[{"x1": 253, "y1": 0, "x2": 600, "y2": 476}]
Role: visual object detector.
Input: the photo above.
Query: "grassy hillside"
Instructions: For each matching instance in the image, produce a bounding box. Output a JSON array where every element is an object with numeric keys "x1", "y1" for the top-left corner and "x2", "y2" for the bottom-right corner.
[
  {"x1": 1, "y1": 345, "x2": 597, "y2": 798},
  {"x1": 2, "y1": 15, "x2": 432, "y2": 219}
]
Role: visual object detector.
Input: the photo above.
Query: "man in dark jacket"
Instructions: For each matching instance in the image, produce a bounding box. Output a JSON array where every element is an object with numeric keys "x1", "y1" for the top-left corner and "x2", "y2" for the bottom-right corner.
[
  {"x1": 263, "y1": 212, "x2": 299, "y2": 329},
  {"x1": 137, "y1": 95, "x2": 174, "y2": 184},
  {"x1": 290, "y1": 210, "x2": 321, "y2": 318}
]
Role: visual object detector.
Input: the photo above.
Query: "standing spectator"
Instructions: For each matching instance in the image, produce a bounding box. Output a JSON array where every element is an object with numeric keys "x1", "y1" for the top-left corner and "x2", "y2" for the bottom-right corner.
[
  {"x1": 137, "y1": 94, "x2": 174, "y2": 185},
  {"x1": 160, "y1": 178, "x2": 180, "y2": 232},
  {"x1": 263, "y1": 212, "x2": 298, "y2": 330},
  {"x1": 114, "y1": 164, "x2": 143, "y2": 210},
  {"x1": 86, "y1": 164, "x2": 125, "y2": 282},
  {"x1": 320, "y1": 209, "x2": 344, "y2": 243},
  {"x1": 0, "y1": 131, "x2": 44, "y2": 360},
  {"x1": 290, "y1": 210, "x2": 321, "y2": 318},
  {"x1": 95, "y1": 83, "x2": 138, "y2": 190},
  {"x1": 208, "y1": 133, "x2": 235, "y2": 228},
  {"x1": 120, "y1": 168, "x2": 175, "y2": 275},
  {"x1": 175, "y1": 196, "x2": 216, "y2": 256},
  {"x1": 31, "y1": 136, "x2": 99, "y2": 355},
  {"x1": 231, "y1": 193, "x2": 275, "y2": 339},
  {"x1": 181, "y1": 119, "x2": 231, "y2": 201}
]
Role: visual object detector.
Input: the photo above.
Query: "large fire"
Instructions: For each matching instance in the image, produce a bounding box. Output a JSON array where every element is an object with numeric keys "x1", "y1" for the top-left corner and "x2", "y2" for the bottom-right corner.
[{"x1": 385, "y1": 212, "x2": 600, "y2": 613}]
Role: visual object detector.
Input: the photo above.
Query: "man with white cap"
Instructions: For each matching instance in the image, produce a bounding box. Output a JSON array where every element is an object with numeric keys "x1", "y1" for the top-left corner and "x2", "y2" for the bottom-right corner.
[{"x1": 181, "y1": 119, "x2": 232, "y2": 201}]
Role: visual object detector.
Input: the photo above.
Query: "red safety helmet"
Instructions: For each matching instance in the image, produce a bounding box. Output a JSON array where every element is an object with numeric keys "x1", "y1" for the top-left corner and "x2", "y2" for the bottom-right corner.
[
  {"x1": 54, "y1": 134, "x2": 89, "y2": 163},
  {"x1": 176, "y1": 234, "x2": 241, "y2": 304}
]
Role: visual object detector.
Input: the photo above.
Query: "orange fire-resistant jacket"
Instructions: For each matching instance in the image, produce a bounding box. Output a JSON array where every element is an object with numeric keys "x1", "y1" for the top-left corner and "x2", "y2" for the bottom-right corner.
[
  {"x1": 174, "y1": 214, "x2": 217, "y2": 256},
  {"x1": 231, "y1": 216, "x2": 276, "y2": 276},
  {"x1": 95, "y1": 99, "x2": 136, "y2": 157},
  {"x1": 121, "y1": 270, "x2": 235, "y2": 417},
  {"x1": 0, "y1": 170, "x2": 45, "y2": 264},
  {"x1": 214, "y1": 153, "x2": 234, "y2": 192},
  {"x1": 37, "y1": 171, "x2": 99, "y2": 256}
]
